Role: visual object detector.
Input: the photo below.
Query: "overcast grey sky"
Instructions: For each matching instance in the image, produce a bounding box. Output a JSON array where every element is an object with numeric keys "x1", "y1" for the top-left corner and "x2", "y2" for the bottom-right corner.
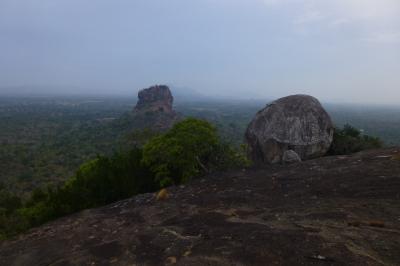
[{"x1": 0, "y1": 0, "x2": 399, "y2": 103}]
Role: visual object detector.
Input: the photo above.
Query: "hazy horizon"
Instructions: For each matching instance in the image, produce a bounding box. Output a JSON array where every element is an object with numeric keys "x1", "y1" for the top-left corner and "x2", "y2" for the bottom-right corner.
[{"x1": 1, "y1": 0, "x2": 399, "y2": 104}]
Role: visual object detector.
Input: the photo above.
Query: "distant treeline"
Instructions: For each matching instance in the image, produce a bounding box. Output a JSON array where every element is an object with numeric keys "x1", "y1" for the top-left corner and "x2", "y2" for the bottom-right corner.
[{"x1": 1, "y1": 97, "x2": 399, "y2": 197}]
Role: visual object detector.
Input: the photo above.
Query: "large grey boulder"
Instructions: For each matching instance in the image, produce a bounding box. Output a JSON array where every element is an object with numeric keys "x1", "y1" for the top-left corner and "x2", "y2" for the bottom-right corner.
[{"x1": 245, "y1": 95, "x2": 334, "y2": 164}]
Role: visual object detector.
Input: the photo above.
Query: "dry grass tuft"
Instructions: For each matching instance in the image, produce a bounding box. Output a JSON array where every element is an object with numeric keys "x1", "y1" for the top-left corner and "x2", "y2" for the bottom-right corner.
[
  {"x1": 391, "y1": 154, "x2": 400, "y2": 161},
  {"x1": 156, "y1": 188, "x2": 169, "y2": 201}
]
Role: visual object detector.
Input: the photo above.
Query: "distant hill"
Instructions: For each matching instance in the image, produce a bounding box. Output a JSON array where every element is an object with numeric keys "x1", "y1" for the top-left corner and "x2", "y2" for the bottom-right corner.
[{"x1": 131, "y1": 85, "x2": 180, "y2": 131}]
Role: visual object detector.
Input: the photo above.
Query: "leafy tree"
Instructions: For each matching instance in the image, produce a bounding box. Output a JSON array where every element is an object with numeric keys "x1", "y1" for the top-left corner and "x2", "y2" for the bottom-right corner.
[
  {"x1": 0, "y1": 187, "x2": 21, "y2": 215},
  {"x1": 21, "y1": 148, "x2": 158, "y2": 225},
  {"x1": 122, "y1": 128, "x2": 160, "y2": 149},
  {"x1": 328, "y1": 124, "x2": 383, "y2": 155},
  {"x1": 142, "y1": 118, "x2": 249, "y2": 187},
  {"x1": 142, "y1": 119, "x2": 216, "y2": 186},
  {"x1": 342, "y1": 124, "x2": 361, "y2": 138},
  {"x1": 0, "y1": 184, "x2": 25, "y2": 239}
]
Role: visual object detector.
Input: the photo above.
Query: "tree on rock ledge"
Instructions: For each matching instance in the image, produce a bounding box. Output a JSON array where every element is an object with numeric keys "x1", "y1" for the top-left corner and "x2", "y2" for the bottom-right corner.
[
  {"x1": 142, "y1": 118, "x2": 248, "y2": 187},
  {"x1": 142, "y1": 118, "x2": 219, "y2": 187}
]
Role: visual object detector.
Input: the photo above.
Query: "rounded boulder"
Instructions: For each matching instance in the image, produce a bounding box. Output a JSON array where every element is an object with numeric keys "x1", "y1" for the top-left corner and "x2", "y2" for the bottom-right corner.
[{"x1": 245, "y1": 95, "x2": 334, "y2": 164}]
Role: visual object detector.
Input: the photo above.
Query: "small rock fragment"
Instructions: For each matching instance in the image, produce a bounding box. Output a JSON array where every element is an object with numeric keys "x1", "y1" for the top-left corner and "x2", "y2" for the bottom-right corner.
[
  {"x1": 166, "y1": 256, "x2": 177, "y2": 264},
  {"x1": 282, "y1": 150, "x2": 301, "y2": 164}
]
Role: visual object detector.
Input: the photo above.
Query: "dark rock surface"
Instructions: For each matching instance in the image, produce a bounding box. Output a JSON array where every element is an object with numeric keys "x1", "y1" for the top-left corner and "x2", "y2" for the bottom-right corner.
[
  {"x1": 135, "y1": 85, "x2": 174, "y2": 114},
  {"x1": 1, "y1": 148, "x2": 400, "y2": 265},
  {"x1": 245, "y1": 95, "x2": 334, "y2": 164},
  {"x1": 132, "y1": 85, "x2": 180, "y2": 131}
]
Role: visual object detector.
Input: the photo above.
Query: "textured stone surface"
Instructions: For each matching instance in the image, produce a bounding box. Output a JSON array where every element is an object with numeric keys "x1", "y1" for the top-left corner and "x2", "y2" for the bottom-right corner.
[
  {"x1": 1, "y1": 148, "x2": 400, "y2": 266},
  {"x1": 135, "y1": 85, "x2": 174, "y2": 113},
  {"x1": 132, "y1": 85, "x2": 180, "y2": 131},
  {"x1": 245, "y1": 95, "x2": 334, "y2": 164},
  {"x1": 282, "y1": 150, "x2": 301, "y2": 164}
]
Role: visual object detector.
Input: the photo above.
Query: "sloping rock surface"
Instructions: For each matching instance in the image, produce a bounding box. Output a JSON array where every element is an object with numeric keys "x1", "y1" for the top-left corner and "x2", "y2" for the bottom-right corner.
[
  {"x1": 1, "y1": 148, "x2": 400, "y2": 266},
  {"x1": 246, "y1": 95, "x2": 334, "y2": 164}
]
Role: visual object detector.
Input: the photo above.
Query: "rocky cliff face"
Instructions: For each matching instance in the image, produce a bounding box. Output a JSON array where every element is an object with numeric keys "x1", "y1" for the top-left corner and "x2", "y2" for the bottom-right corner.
[
  {"x1": 1, "y1": 148, "x2": 399, "y2": 265},
  {"x1": 132, "y1": 85, "x2": 179, "y2": 131},
  {"x1": 135, "y1": 85, "x2": 174, "y2": 114},
  {"x1": 246, "y1": 95, "x2": 334, "y2": 164}
]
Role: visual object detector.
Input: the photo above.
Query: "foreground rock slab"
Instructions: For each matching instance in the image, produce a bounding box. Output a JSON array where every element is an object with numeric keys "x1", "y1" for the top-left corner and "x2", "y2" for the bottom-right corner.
[{"x1": 1, "y1": 148, "x2": 400, "y2": 266}]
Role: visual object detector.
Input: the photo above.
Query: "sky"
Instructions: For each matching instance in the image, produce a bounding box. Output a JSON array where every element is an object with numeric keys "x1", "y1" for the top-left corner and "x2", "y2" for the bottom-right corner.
[{"x1": 0, "y1": 0, "x2": 399, "y2": 103}]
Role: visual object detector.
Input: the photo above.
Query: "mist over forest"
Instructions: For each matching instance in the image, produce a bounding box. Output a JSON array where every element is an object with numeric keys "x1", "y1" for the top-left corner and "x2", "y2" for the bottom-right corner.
[{"x1": 1, "y1": 1, "x2": 400, "y2": 264}]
